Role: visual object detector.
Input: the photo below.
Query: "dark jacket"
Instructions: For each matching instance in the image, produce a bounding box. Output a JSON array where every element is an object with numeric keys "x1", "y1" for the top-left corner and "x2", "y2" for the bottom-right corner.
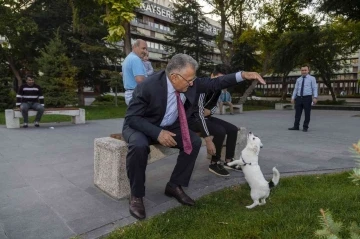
[{"x1": 122, "y1": 70, "x2": 238, "y2": 141}]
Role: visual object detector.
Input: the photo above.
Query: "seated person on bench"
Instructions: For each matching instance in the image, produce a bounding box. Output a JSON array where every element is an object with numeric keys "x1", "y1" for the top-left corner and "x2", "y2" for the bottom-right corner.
[
  {"x1": 16, "y1": 75, "x2": 45, "y2": 128},
  {"x1": 218, "y1": 88, "x2": 234, "y2": 115},
  {"x1": 189, "y1": 64, "x2": 241, "y2": 177}
]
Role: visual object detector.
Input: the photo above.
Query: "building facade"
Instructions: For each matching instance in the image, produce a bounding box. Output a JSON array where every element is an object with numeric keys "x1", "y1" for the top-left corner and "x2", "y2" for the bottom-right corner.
[
  {"x1": 129, "y1": 0, "x2": 232, "y2": 70},
  {"x1": 258, "y1": 52, "x2": 360, "y2": 96},
  {"x1": 127, "y1": 0, "x2": 359, "y2": 96}
]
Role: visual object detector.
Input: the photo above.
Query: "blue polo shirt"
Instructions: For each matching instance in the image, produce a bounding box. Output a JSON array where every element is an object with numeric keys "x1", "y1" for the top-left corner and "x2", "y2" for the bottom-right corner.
[{"x1": 122, "y1": 52, "x2": 147, "y2": 90}]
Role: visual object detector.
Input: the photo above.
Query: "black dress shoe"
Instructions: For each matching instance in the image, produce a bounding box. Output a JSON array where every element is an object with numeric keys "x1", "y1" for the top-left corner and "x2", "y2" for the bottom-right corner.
[
  {"x1": 164, "y1": 184, "x2": 195, "y2": 206},
  {"x1": 288, "y1": 127, "x2": 299, "y2": 130},
  {"x1": 303, "y1": 128, "x2": 308, "y2": 132},
  {"x1": 129, "y1": 195, "x2": 146, "y2": 220}
]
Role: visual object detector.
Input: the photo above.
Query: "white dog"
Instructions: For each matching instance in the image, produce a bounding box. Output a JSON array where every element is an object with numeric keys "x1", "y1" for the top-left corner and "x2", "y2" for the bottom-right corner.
[{"x1": 227, "y1": 132, "x2": 280, "y2": 209}]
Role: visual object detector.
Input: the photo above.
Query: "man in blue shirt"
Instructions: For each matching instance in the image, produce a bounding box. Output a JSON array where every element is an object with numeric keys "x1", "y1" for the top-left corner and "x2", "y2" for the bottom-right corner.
[
  {"x1": 218, "y1": 88, "x2": 234, "y2": 115},
  {"x1": 288, "y1": 64, "x2": 318, "y2": 132},
  {"x1": 122, "y1": 39, "x2": 148, "y2": 105}
]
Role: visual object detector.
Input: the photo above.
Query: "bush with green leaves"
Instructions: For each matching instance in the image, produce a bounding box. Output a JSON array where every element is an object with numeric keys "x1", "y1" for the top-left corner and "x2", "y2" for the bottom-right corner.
[
  {"x1": 92, "y1": 94, "x2": 125, "y2": 106},
  {"x1": 0, "y1": 76, "x2": 15, "y2": 110}
]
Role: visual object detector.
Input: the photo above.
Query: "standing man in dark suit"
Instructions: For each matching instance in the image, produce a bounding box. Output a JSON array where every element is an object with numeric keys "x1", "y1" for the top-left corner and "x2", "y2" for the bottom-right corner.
[
  {"x1": 288, "y1": 64, "x2": 318, "y2": 132},
  {"x1": 122, "y1": 54, "x2": 266, "y2": 220}
]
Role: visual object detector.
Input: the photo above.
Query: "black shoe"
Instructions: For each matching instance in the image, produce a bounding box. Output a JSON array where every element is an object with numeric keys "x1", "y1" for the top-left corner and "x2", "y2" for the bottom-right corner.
[
  {"x1": 165, "y1": 184, "x2": 195, "y2": 206},
  {"x1": 224, "y1": 159, "x2": 242, "y2": 171},
  {"x1": 303, "y1": 128, "x2": 308, "y2": 132},
  {"x1": 288, "y1": 127, "x2": 299, "y2": 130},
  {"x1": 129, "y1": 195, "x2": 146, "y2": 220},
  {"x1": 23, "y1": 123, "x2": 28, "y2": 128},
  {"x1": 34, "y1": 121, "x2": 39, "y2": 127},
  {"x1": 209, "y1": 162, "x2": 230, "y2": 176}
]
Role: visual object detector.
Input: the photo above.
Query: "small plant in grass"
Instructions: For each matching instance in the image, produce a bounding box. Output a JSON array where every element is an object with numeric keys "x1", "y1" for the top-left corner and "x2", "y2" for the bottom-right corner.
[{"x1": 315, "y1": 140, "x2": 360, "y2": 238}]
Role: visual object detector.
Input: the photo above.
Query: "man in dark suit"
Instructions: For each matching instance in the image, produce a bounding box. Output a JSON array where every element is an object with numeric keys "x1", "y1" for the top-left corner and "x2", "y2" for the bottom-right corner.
[{"x1": 122, "y1": 54, "x2": 266, "y2": 220}]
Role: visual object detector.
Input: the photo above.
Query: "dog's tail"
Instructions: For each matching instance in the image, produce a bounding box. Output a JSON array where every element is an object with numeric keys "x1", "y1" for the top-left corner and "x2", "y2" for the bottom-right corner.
[{"x1": 268, "y1": 167, "x2": 280, "y2": 188}]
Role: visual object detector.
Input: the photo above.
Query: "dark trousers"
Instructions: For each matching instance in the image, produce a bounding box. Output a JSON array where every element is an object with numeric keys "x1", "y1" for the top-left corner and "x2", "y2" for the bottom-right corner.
[
  {"x1": 189, "y1": 116, "x2": 238, "y2": 162},
  {"x1": 20, "y1": 102, "x2": 44, "y2": 123},
  {"x1": 122, "y1": 124, "x2": 202, "y2": 198},
  {"x1": 294, "y1": 95, "x2": 312, "y2": 129}
]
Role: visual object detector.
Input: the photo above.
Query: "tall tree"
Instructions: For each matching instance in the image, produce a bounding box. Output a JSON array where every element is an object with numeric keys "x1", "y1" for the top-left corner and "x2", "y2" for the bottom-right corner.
[
  {"x1": 204, "y1": 0, "x2": 260, "y2": 64},
  {"x1": 257, "y1": 0, "x2": 315, "y2": 100},
  {"x1": 301, "y1": 22, "x2": 360, "y2": 101},
  {"x1": 165, "y1": 0, "x2": 214, "y2": 75},
  {"x1": 36, "y1": 31, "x2": 78, "y2": 107}
]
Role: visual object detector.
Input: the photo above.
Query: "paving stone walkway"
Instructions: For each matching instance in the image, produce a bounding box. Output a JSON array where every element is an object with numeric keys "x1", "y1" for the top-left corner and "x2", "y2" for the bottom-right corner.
[{"x1": 0, "y1": 109, "x2": 358, "y2": 239}]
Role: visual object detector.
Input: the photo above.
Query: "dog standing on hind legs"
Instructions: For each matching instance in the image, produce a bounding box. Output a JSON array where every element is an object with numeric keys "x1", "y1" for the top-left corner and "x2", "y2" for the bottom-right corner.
[{"x1": 227, "y1": 132, "x2": 280, "y2": 209}]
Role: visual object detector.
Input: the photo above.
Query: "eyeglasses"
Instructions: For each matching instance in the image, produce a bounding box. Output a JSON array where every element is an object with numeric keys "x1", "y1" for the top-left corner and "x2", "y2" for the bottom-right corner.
[{"x1": 172, "y1": 73, "x2": 196, "y2": 86}]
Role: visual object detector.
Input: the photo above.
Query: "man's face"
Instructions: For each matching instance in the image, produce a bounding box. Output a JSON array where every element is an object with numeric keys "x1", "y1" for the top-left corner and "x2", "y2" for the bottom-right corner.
[
  {"x1": 170, "y1": 65, "x2": 196, "y2": 93},
  {"x1": 301, "y1": 66, "x2": 309, "y2": 76},
  {"x1": 26, "y1": 77, "x2": 35, "y2": 86},
  {"x1": 133, "y1": 41, "x2": 148, "y2": 59}
]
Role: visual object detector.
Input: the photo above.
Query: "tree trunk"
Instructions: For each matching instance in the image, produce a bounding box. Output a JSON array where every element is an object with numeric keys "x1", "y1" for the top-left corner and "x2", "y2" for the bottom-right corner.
[
  {"x1": 77, "y1": 82, "x2": 85, "y2": 106},
  {"x1": 8, "y1": 56, "x2": 22, "y2": 90},
  {"x1": 238, "y1": 54, "x2": 270, "y2": 104},
  {"x1": 123, "y1": 22, "x2": 132, "y2": 55},
  {"x1": 324, "y1": 81, "x2": 337, "y2": 101},
  {"x1": 217, "y1": 0, "x2": 229, "y2": 65},
  {"x1": 281, "y1": 76, "x2": 288, "y2": 101}
]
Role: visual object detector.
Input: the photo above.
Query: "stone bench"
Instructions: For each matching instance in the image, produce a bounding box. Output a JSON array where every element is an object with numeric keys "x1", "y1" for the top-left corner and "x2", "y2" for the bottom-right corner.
[
  {"x1": 216, "y1": 104, "x2": 243, "y2": 114},
  {"x1": 94, "y1": 127, "x2": 247, "y2": 200},
  {"x1": 5, "y1": 108, "x2": 86, "y2": 128},
  {"x1": 275, "y1": 103, "x2": 294, "y2": 110}
]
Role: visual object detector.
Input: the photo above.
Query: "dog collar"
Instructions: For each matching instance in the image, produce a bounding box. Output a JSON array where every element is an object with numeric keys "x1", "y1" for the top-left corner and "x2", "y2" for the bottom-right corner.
[{"x1": 240, "y1": 154, "x2": 258, "y2": 166}]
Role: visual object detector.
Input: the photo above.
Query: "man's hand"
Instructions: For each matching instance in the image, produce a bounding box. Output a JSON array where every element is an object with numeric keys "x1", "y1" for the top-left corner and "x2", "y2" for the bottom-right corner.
[
  {"x1": 291, "y1": 99, "x2": 294, "y2": 104},
  {"x1": 203, "y1": 109, "x2": 211, "y2": 117},
  {"x1": 204, "y1": 136, "x2": 216, "y2": 156},
  {"x1": 313, "y1": 98, "x2": 317, "y2": 105},
  {"x1": 157, "y1": 130, "x2": 177, "y2": 147},
  {"x1": 241, "y1": 72, "x2": 266, "y2": 85}
]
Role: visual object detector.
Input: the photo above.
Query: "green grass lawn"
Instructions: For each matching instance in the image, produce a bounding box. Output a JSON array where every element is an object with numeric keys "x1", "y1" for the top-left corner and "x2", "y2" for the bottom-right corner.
[
  {"x1": 105, "y1": 172, "x2": 359, "y2": 239},
  {"x1": 0, "y1": 104, "x2": 272, "y2": 125}
]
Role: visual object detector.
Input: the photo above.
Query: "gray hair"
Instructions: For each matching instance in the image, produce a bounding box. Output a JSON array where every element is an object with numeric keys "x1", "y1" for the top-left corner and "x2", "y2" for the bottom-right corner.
[{"x1": 165, "y1": 54, "x2": 199, "y2": 76}]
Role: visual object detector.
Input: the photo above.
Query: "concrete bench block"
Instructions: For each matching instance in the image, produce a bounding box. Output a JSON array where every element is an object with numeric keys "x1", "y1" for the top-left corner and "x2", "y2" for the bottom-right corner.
[
  {"x1": 5, "y1": 108, "x2": 86, "y2": 128},
  {"x1": 275, "y1": 103, "x2": 294, "y2": 110},
  {"x1": 94, "y1": 127, "x2": 248, "y2": 200},
  {"x1": 94, "y1": 137, "x2": 179, "y2": 199},
  {"x1": 216, "y1": 104, "x2": 243, "y2": 114}
]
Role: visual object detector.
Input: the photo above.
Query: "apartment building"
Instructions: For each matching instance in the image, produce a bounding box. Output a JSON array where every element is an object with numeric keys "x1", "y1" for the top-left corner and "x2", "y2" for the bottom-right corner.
[
  {"x1": 129, "y1": 0, "x2": 232, "y2": 70},
  {"x1": 257, "y1": 51, "x2": 360, "y2": 96}
]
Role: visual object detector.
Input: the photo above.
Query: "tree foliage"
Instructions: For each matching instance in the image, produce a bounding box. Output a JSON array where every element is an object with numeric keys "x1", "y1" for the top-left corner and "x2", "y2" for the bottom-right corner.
[
  {"x1": 97, "y1": 0, "x2": 141, "y2": 43},
  {"x1": 36, "y1": 32, "x2": 78, "y2": 107},
  {"x1": 317, "y1": 0, "x2": 360, "y2": 21},
  {"x1": 165, "y1": 0, "x2": 214, "y2": 75}
]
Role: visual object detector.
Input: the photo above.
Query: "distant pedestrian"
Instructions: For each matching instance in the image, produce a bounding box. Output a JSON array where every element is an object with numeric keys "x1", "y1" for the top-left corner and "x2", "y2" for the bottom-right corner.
[
  {"x1": 288, "y1": 64, "x2": 318, "y2": 132},
  {"x1": 142, "y1": 52, "x2": 154, "y2": 76},
  {"x1": 122, "y1": 39, "x2": 148, "y2": 105},
  {"x1": 16, "y1": 75, "x2": 45, "y2": 128}
]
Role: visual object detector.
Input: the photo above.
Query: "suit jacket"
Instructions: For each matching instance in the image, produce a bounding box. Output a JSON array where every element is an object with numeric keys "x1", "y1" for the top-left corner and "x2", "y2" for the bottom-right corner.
[{"x1": 122, "y1": 70, "x2": 239, "y2": 141}]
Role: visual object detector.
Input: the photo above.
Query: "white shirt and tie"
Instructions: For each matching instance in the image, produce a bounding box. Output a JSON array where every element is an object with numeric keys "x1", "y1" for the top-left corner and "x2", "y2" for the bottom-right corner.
[{"x1": 160, "y1": 72, "x2": 244, "y2": 127}]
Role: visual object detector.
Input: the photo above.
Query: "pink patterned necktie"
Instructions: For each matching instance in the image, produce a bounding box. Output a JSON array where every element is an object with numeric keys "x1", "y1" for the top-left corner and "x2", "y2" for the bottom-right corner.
[{"x1": 175, "y1": 92, "x2": 192, "y2": 155}]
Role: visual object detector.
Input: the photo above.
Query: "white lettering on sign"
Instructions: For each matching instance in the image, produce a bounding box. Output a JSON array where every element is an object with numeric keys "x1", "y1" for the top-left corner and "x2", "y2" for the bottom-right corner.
[{"x1": 140, "y1": 2, "x2": 174, "y2": 19}]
